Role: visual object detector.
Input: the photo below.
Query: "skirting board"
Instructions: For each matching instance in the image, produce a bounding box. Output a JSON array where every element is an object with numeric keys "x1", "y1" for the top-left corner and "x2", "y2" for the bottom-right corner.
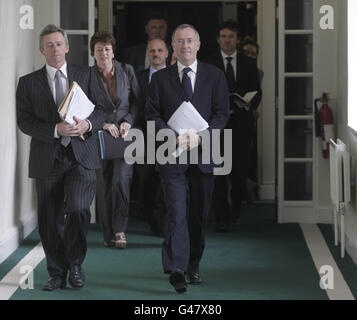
[
  {"x1": 259, "y1": 184, "x2": 275, "y2": 201},
  {"x1": 332, "y1": 221, "x2": 357, "y2": 266},
  {"x1": 0, "y1": 214, "x2": 38, "y2": 265}
]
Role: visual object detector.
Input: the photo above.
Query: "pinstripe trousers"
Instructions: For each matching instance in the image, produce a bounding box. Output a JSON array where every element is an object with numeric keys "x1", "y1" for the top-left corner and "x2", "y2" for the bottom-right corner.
[{"x1": 35, "y1": 145, "x2": 96, "y2": 278}]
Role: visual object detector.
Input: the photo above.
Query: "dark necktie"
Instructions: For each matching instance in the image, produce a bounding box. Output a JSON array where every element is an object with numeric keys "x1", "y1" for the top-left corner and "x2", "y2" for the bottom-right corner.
[
  {"x1": 55, "y1": 70, "x2": 70, "y2": 147},
  {"x1": 225, "y1": 57, "x2": 235, "y2": 93},
  {"x1": 182, "y1": 67, "x2": 193, "y2": 101}
]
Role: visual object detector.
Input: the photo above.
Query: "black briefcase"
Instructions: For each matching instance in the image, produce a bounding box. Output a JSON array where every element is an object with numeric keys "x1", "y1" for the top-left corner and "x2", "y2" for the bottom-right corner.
[{"x1": 97, "y1": 130, "x2": 144, "y2": 160}]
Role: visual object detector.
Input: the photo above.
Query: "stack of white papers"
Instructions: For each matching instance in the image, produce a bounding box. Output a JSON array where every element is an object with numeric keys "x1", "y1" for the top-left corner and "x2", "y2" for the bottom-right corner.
[
  {"x1": 63, "y1": 83, "x2": 95, "y2": 124},
  {"x1": 167, "y1": 101, "x2": 209, "y2": 157}
]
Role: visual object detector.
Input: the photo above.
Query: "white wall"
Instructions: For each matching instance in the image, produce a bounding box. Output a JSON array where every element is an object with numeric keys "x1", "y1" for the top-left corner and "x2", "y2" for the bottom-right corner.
[
  {"x1": 335, "y1": 0, "x2": 357, "y2": 264},
  {"x1": 0, "y1": 0, "x2": 57, "y2": 264},
  {"x1": 258, "y1": 0, "x2": 275, "y2": 201}
]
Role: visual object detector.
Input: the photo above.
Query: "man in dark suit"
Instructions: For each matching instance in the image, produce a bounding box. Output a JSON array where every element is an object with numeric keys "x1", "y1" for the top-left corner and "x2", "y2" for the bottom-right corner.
[
  {"x1": 136, "y1": 38, "x2": 168, "y2": 236},
  {"x1": 124, "y1": 13, "x2": 168, "y2": 72},
  {"x1": 205, "y1": 20, "x2": 262, "y2": 231},
  {"x1": 146, "y1": 24, "x2": 229, "y2": 293},
  {"x1": 16, "y1": 25, "x2": 105, "y2": 291}
]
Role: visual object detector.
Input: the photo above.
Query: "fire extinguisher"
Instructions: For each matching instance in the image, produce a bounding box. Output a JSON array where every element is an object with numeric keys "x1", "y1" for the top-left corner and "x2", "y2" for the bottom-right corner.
[{"x1": 314, "y1": 93, "x2": 335, "y2": 158}]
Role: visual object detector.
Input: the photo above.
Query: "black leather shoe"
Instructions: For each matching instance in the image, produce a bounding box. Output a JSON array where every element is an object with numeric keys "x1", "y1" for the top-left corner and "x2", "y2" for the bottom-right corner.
[
  {"x1": 169, "y1": 269, "x2": 187, "y2": 293},
  {"x1": 69, "y1": 265, "x2": 85, "y2": 289},
  {"x1": 186, "y1": 272, "x2": 202, "y2": 285},
  {"x1": 43, "y1": 276, "x2": 67, "y2": 291}
]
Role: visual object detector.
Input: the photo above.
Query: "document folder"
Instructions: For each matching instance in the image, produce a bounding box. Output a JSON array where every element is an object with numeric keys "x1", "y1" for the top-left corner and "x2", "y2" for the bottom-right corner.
[
  {"x1": 97, "y1": 130, "x2": 144, "y2": 160},
  {"x1": 58, "y1": 81, "x2": 95, "y2": 140}
]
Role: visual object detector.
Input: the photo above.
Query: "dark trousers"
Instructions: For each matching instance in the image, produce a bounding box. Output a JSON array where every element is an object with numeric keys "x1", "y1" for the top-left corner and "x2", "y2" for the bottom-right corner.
[
  {"x1": 96, "y1": 158, "x2": 133, "y2": 242},
  {"x1": 161, "y1": 165, "x2": 214, "y2": 274},
  {"x1": 230, "y1": 116, "x2": 254, "y2": 209},
  {"x1": 135, "y1": 163, "x2": 167, "y2": 235},
  {"x1": 35, "y1": 146, "x2": 96, "y2": 278}
]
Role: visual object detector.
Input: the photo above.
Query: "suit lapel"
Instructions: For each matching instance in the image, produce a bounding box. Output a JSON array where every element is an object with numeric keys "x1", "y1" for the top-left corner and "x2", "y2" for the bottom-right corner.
[
  {"x1": 37, "y1": 66, "x2": 57, "y2": 110},
  {"x1": 169, "y1": 63, "x2": 185, "y2": 101},
  {"x1": 93, "y1": 63, "x2": 118, "y2": 109},
  {"x1": 218, "y1": 52, "x2": 225, "y2": 71},
  {"x1": 67, "y1": 63, "x2": 77, "y2": 87},
  {"x1": 191, "y1": 61, "x2": 205, "y2": 107},
  {"x1": 113, "y1": 61, "x2": 123, "y2": 107}
]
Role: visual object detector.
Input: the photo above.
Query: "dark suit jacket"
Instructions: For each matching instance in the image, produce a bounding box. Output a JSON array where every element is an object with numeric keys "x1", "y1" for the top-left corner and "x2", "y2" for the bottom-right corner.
[
  {"x1": 90, "y1": 60, "x2": 141, "y2": 128},
  {"x1": 204, "y1": 51, "x2": 262, "y2": 110},
  {"x1": 16, "y1": 63, "x2": 106, "y2": 179},
  {"x1": 136, "y1": 68, "x2": 150, "y2": 129},
  {"x1": 123, "y1": 43, "x2": 147, "y2": 72},
  {"x1": 145, "y1": 61, "x2": 230, "y2": 175},
  {"x1": 204, "y1": 50, "x2": 262, "y2": 136}
]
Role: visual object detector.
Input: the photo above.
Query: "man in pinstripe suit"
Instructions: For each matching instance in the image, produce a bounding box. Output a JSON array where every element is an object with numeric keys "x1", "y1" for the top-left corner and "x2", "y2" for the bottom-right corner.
[{"x1": 16, "y1": 25, "x2": 105, "y2": 291}]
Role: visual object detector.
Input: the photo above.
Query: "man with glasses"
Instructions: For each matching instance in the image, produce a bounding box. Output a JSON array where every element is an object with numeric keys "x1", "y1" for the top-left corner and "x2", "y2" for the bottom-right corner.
[
  {"x1": 146, "y1": 24, "x2": 229, "y2": 293},
  {"x1": 16, "y1": 24, "x2": 105, "y2": 291}
]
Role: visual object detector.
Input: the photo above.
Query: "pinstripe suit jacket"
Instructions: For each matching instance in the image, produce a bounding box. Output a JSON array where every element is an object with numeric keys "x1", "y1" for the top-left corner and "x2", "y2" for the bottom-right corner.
[{"x1": 16, "y1": 63, "x2": 106, "y2": 179}]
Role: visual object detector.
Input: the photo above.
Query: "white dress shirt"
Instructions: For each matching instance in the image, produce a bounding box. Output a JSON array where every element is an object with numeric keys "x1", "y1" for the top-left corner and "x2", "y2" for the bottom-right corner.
[
  {"x1": 221, "y1": 50, "x2": 237, "y2": 79},
  {"x1": 149, "y1": 65, "x2": 166, "y2": 84},
  {"x1": 46, "y1": 62, "x2": 69, "y2": 101},
  {"x1": 177, "y1": 60, "x2": 198, "y2": 91}
]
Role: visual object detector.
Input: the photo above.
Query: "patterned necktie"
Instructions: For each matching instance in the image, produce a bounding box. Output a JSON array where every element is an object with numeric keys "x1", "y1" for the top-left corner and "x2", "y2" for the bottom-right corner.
[
  {"x1": 225, "y1": 57, "x2": 235, "y2": 93},
  {"x1": 55, "y1": 70, "x2": 70, "y2": 147},
  {"x1": 182, "y1": 67, "x2": 193, "y2": 102}
]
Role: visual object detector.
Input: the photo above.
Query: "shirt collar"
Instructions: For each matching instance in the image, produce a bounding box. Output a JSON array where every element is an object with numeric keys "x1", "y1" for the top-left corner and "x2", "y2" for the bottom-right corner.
[
  {"x1": 221, "y1": 50, "x2": 237, "y2": 60},
  {"x1": 150, "y1": 65, "x2": 166, "y2": 75},
  {"x1": 177, "y1": 59, "x2": 198, "y2": 74},
  {"x1": 46, "y1": 61, "x2": 68, "y2": 81}
]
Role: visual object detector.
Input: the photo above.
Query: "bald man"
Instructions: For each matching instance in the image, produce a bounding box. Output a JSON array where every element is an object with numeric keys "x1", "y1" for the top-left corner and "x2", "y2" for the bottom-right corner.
[{"x1": 135, "y1": 38, "x2": 169, "y2": 237}]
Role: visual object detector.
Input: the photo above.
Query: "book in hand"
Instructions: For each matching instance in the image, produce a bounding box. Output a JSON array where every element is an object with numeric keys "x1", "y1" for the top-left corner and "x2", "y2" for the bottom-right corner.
[
  {"x1": 97, "y1": 130, "x2": 144, "y2": 160},
  {"x1": 57, "y1": 81, "x2": 95, "y2": 140},
  {"x1": 229, "y1": 91, "x2": 258, "y2": 109}
]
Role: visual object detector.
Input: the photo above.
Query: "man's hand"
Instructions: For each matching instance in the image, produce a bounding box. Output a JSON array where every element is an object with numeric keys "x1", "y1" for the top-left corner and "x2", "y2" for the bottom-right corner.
[
  {"x1": 119, "y1": 121, "x2": 131, "y2": 138},
  {"x1": 57, "y1": 117, "x2": 89, "y2": 138},
  {"x1": 234, "y1": 99, "x2": 250, "y2": 110},
  {"x1": 104, "y1": 123, "x2": 120, "y2": 139},
  {"x1": 176, "y1": 130, "x2": 202, "y2": 151},
  {"x1": 73, "y1": 116, "x2": 90, "y2": 136}
]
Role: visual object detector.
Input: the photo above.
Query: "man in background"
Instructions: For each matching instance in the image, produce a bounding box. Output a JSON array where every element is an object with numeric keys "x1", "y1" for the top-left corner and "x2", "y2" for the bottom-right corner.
[
  {"x1": 124, "y1": 12, "x2": 168, "y2": 72},
  {"x1": 135, "y1": 38, "x2": 169, "y2": 236},
  {"x1": 205, "y1": 20, "x2": 262, "y2": 232}
]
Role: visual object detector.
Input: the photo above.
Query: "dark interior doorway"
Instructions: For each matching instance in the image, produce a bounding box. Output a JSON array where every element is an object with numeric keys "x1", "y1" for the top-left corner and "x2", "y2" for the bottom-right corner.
[
  {"x1": 113, "y1": 1, "x2": 221, "y2": 60},
  {"x1": 111, "y1": 1, "x2": 258, "y2": 61},
  {"x1": 106, "y1": 1, "x2": 260, "y2": 218}
]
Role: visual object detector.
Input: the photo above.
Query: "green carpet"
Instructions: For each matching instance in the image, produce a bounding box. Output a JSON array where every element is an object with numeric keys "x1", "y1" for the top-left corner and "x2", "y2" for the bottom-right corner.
[
  {"x1": 318, "y1": 224, "x2": 357, "y2": 298},
  {"x1": 3, "y1": 204, "x2": 332, "y2": 300}
]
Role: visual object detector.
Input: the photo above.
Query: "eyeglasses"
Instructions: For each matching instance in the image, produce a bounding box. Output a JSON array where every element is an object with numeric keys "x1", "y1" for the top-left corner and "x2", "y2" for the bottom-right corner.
[{"x1": 174, "y1": 38, "x2": 196, "y2": 45}]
